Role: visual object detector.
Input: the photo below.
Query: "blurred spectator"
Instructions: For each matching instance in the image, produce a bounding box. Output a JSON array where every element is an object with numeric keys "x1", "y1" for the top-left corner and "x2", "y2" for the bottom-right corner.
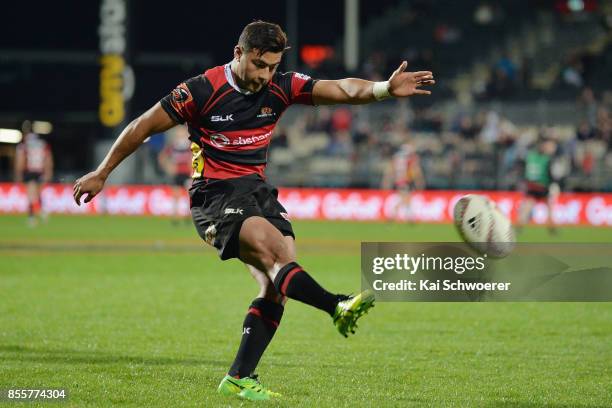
[
  {"x1": 352, "y1": 122, "x2": 372, "y2": 146},
  {"x1": 271, "y1": 127, "x2": 289, "y2": 149},
  {"x1": 331, "y1": 107, "x2": 352, "y2": 132},
  {"x1": 479, "y1": 111, "x2": 501, "y2": 144},
  {"x1": 474, "y1": 1, "x2": 505, "y2": 25},
  {"x1": 147, "y1": 132, "x2": 167, "y2": 177},
  {"x1": 324, "y1": 131, "x2": 353, "y2": 157},
  {"x1": 305, "y1": 108, "x2": 333, "y2": 133},
  {"x1": 561, "y1": 54, "x2": 584, "y2": 88},
  {"x1": 458, "y1": 116, "x2": 479, "y2": 140},
  {"x1": 578, "y1": 87, "x2": 599, "y2": 126},
  {"x1": 474, "y1": 1, "x2": 495, "y2": 25},
  {"x1": 576, "y1": 120, "x2": 596, "y2": 141},
  {"x1": 433, "y1": 23, "x2": 462, "y2": 44},
  {"x1": 495, "y1": 54, "x2": 517, "y2": 82}
]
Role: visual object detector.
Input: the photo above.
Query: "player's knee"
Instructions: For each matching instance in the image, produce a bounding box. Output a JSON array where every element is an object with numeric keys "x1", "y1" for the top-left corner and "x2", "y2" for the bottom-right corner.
[{"x1": 259, "y1": 281, "x2": 283, "y2": 303}]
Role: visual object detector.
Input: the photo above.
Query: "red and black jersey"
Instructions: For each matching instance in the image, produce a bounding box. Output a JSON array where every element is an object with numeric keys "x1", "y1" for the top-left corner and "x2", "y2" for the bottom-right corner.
[{"x1": 160, "y1": 63, "x2": 316, "y2": 179}]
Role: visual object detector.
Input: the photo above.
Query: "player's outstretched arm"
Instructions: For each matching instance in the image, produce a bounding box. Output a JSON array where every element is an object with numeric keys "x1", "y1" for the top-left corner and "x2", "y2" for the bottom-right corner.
[
  {"x1": 73, "y1": 102, "x2": 177, "y2": 205},
  {"x1": 312, "y1": 61, "x2": 435, "y2": 105}
]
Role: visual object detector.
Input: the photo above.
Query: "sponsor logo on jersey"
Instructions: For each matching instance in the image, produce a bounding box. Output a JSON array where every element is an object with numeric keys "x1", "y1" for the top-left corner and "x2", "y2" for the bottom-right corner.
[
  {"x1": 209, "y1": 132, "x2": 272, "y2": 148},
  {"x1": 257, "y1": 106, "x2": 276, "y2": 118},
  {"x1": 210, "y1": 133, "x2": 231, "y2": 148},
  {"x1": 172, "y1": 87, "x2": 189, "y2": 102},
  {"x1": 211, "y1": 114, "x2": 234, "y2": 122},
  {"x1": 225, "y1": 208, "x2": 244, "y2": 215}
]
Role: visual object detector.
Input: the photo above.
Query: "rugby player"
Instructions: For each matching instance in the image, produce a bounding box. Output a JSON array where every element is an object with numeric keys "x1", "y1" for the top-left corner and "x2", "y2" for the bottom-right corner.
[
  {"x1": 158, "y1": 127, "x2": 192, "y2": 224},
  {"x1": 518, "y1": 139, "x2": 559, "y2": 234},
  {"x1": 383, "y1": 141, "x2": 425, "y2": 222},
  {"x1": 73, "y1": 21, "x2": 435, "y2": 400},
  {"x1": 15, "y1": 120, "x2": 53, "y2": 227}
]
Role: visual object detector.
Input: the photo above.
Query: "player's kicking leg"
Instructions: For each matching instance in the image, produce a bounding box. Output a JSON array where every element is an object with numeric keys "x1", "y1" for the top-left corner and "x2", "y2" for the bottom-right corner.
[
  {"x1": 238, "y1": 216, "x2": 374, "y2": 337},
  {"x1": 218, "y1": 216, "x2": 374, "y2": 400}
]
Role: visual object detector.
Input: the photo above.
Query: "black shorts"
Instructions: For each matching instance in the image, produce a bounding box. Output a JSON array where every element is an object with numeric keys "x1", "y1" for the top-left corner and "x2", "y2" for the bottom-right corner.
[
  {"x1": 189, "y1": 174, "x2": 294, "y2": 260},
  {"x1": 394, "y1": 182, "x2": 417, "y2": 193},
  {"x1": 23, "y1": 172, "x2": 43, "y2": 183},
  {"x1": 525, "y1": 182, "x2": 549, "y2": 200}
]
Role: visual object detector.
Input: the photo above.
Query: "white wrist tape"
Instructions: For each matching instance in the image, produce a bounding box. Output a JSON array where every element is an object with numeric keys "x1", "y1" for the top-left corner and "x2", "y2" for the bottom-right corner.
[{"x1": 373, "y1": 81, "x2": 392, "y2": 100}]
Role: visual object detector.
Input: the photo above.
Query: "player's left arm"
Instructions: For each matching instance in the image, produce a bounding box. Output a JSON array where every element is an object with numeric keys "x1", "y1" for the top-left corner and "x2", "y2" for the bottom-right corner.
[{"x1": 312, "y1": 61, "x2": 435, "y2": 105}]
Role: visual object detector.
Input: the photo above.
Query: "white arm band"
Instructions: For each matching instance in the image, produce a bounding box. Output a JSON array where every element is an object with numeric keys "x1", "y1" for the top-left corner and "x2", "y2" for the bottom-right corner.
[{"x1": 373, "y1": 81, "x2": 392, "y2": 101}]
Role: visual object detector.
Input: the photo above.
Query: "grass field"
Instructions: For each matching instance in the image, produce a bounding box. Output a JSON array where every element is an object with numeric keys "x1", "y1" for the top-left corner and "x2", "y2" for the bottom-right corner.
[{"x1": 1, "y1": 215, "x2": 611, "y2": 407}]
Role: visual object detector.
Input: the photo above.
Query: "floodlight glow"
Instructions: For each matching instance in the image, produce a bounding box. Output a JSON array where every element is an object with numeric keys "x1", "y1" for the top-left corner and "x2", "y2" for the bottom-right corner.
[
  {"x1": 33, "y1": 121, "x2": 53, "y2": 134},
  {"x1": 0, "y1": 129, "x2": 23, "y2": 144}
]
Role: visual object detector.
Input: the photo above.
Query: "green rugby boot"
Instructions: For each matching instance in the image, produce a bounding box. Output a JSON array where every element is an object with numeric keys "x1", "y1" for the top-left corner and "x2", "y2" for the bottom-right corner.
[
  {"x1": 217, "y1": 374, "x2": 281, "y2": 401},
  {"x1": 333, "y1": 290, "x2": 375, "y2": 337}
]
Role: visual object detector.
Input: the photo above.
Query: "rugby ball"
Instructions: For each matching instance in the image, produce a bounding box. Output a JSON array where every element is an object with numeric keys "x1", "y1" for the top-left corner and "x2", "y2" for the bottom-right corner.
[{"x1": 453, "y1": 195, "x2": 515, "y2": 258}]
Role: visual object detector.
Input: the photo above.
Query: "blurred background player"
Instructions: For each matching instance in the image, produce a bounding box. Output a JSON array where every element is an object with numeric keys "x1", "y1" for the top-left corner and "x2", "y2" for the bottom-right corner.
[
  {"x1": 382, "y1": 139, "x2": 425, "y2": 222},
  {"x1": 14, "y1": 120, "x2": 53, "y2": 226},
  {"x1": 158, "y1": 127, "x2": 192, "y2": 224},
  {"x1": 518, "y1": 138, "x2": 559, "y2": 234}
]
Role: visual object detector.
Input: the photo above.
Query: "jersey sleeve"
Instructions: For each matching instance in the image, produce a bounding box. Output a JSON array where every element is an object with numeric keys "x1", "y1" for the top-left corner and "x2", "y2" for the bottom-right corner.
[
  {"x1": 160, "y1": 75, "x2": 212, "y2": 124},
  {"x1": 275, "y1": 71, "x2": 318, "y2": 106}
]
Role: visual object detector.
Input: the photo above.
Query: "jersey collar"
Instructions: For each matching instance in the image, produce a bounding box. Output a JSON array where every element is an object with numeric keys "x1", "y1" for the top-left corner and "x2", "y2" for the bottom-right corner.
[{"x1": 224, "y1": 63, "x2": 253, "y2": 95}]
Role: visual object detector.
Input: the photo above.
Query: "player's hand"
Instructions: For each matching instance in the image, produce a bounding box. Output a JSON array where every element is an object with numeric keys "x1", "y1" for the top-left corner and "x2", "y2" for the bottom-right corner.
[
  {"x1": 73, "y1": 170, "x2": 106, "y2": 206},
  {"x1": 388, "y1": 61, "x2": 435, "y2": 97}
]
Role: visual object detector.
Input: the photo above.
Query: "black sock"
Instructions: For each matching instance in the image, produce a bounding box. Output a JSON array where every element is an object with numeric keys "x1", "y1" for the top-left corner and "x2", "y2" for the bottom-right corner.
[
  {"x1": 228, "y1": 298, "x2": 284, "y2": 378},
  {"x1": 273, "y1": 262, "x2": 340, "y2": 316}
]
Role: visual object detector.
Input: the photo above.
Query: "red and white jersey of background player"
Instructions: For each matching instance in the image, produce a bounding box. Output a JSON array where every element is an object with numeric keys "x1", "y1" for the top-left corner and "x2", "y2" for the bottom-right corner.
[
  {"x1": 17, "y1": 133, "x2": 50, "y2": 173},
  {"x1": 161, "y1": 137, "x2": 192, "y2": 176},
  {"x1": 161, "y1": 63, "x2": 316, "y2": 180},
  {"x1": 392, "y1": 144, "x2": 420, "y2": 188}
]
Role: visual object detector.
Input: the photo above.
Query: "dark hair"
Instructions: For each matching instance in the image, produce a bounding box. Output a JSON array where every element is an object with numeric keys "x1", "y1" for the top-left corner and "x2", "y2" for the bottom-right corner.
[{"x1": 238, "y1": 20, "x2": 289, "y2": 55}]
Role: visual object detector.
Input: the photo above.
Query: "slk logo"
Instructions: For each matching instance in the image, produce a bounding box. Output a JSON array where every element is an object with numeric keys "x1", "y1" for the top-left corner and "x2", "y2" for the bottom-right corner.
[
  {"x1": 225, "y1": 208, "x2": 244, "y2": 215},
  {"x1": 211, "y1": 114, "x2": 233, "y2": 122}
]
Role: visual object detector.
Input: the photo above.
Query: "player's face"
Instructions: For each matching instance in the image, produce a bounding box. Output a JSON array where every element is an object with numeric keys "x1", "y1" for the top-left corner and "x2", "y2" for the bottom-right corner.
[{"x1": 234, "y1": 47, "x2": 282, "y2": 93}]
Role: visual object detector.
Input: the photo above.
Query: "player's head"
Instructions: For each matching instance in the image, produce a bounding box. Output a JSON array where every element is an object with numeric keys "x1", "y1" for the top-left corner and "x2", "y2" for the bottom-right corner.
[
  {"x1": 21, "y1": 120, "x2": 33, "y2": 134},
  {"x1": 233, "y1": 20, "x2": 289, "y2": 93},
  {"x1": 540, "y1": 139, "x2": 556, "y2": 155}
]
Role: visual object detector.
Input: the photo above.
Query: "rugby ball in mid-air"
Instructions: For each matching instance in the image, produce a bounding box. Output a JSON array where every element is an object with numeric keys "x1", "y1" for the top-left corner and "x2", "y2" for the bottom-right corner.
[{"x1": 453, "y1": 194, "x2": 515, "y2": 258}]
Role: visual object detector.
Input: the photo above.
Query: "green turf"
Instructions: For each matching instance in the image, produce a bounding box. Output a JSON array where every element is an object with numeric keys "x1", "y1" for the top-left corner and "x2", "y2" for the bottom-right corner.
[{"x1": 0, "y1": 215, "x2": 611, "y2": 407}]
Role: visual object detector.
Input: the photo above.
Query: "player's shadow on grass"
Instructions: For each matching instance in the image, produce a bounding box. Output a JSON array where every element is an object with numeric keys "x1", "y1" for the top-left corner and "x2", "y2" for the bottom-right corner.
[
  {"x1": 0, "y1": 344, "x2": 226, "y2": 367},
  {"x1": 0, "y1": 345, "x2": 338, "y2": 369}
]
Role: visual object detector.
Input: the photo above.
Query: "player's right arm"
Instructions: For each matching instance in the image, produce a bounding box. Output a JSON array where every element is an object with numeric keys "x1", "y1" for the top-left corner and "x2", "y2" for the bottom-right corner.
[{"x1": 73, "y1": 103, "x2": 176, "y2": 205}]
